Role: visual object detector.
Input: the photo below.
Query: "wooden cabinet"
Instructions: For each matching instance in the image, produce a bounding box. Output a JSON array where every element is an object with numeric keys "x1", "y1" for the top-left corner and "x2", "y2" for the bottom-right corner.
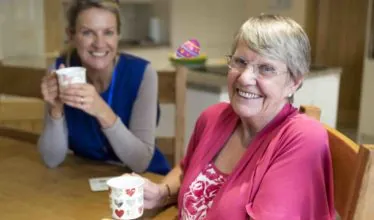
[
  {"x1": 358, "y1": 0, "x2": 374, "y2": 143},
  {"x1": 0, "y1": 97, "x2": 44, "y2": 134},
  {"x1": 315, "y1": 0, "x2": 368, "y2": 130}
]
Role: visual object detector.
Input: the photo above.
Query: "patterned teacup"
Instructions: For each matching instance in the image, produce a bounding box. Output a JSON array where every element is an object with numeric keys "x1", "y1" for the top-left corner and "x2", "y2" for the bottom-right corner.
[
  {"x1": 107, "y1": 175, "x2": 145, "y2": 220},
  {"x1": 55, "y1": 67, "x2": 86, "y2": 87}
]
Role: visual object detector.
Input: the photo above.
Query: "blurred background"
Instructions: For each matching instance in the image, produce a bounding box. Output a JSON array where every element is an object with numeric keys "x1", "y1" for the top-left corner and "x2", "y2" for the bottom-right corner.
[{"x1": 0, "y1": 0, "x2": 373, "y2": 145}]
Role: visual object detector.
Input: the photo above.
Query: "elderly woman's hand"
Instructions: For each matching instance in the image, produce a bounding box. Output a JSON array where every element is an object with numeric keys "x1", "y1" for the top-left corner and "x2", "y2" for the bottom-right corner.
[
  {"x1": 143, "y1": 178, "x2": 169, "y2": 210},
  {"x1": 41, "y1": 64, "x2": 64, "y2": 118},
  {"x1": 123, "y1": 173, "x2": 168, "y2": 210},
  {"x1": 59, "y1": 83, "x2": 107, "y2": 117}
]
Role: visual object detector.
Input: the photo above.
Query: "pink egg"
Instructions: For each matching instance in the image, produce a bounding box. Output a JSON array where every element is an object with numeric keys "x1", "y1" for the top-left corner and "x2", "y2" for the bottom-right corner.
[{"x1": 176, "y1": 39, "x2": 201, "y2": 58}]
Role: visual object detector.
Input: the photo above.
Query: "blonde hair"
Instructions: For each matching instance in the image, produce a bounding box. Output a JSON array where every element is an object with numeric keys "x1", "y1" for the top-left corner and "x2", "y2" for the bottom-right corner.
[
  {"x1": 61, "y1": 0, "x2": 121, "y2": 65},
  {"x1": 232, "y1": 14, "x2": 311, "y2": 78}
]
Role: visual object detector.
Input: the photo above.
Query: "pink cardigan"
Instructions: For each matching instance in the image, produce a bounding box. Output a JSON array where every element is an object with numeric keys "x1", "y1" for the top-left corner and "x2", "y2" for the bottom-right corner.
[{"x1": 178, "y1": 103, "x2": 335, "y2": 220}]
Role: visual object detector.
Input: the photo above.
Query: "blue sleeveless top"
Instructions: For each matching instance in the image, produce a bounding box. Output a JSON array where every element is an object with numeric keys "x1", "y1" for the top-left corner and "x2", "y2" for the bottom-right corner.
[{"x1": 55, "y1": 52, "x2": 170, "y2": 175}]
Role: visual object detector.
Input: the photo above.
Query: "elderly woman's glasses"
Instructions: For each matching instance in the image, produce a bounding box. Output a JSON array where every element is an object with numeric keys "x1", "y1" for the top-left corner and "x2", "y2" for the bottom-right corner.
[
  {"x1": 100, "y1": 0, "x2": 119, "y2": 2},
  {"x1": 225, "y1": 55, "x2": 287, "y2": 78},
  {"x1": 87, "y1": 0, "x2": 119, "y2": 4}
]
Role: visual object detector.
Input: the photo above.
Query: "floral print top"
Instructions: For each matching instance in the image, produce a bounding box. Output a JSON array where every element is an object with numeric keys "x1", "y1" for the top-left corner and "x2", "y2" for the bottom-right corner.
[{"x1": 181, "y1": 163, "x2": 228, "y2": 220}]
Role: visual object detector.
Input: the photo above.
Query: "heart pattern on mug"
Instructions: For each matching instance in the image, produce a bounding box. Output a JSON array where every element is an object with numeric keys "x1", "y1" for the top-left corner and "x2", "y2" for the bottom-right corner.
[
  {"x1": 125, "y1": 188, "x2": 135, "y2": 197},
  {"x1": 114, "y1": 199, "x2": 123, "y2": 208},
  {"x1": 115, "y1": 209, "x2": 124, "y2": 218},
  {"x1": 138, "y1": 206, "x2": 144, "y2": 214}
]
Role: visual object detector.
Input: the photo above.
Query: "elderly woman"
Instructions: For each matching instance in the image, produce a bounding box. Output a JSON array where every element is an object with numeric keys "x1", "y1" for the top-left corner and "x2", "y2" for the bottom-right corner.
[
  {"x1": 38, "y1": 0, "x2": 169, "y2": 174},
  {"x1": 137, "y1": 15, "x2": 335, "y2": 219}
]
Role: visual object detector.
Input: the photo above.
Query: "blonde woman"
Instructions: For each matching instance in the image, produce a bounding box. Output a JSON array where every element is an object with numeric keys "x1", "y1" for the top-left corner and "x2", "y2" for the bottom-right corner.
[{"x1": 39, "y1": 0, "x2": 169, "y2": 174}]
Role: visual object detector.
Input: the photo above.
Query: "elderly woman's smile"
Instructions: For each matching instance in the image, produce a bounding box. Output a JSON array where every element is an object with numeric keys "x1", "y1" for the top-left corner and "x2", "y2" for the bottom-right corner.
[{"x1": 236, "y1": 88, "x2": 263, "y2": 99}]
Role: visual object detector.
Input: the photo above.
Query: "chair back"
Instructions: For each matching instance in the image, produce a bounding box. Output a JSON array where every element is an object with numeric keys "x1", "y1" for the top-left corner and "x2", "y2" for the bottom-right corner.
[
  {"x1": 156, "y1": 66, "x2": 187, "y2": 166},
  {"x1": 0, "y1": 65, "x2": 45, "y2": 143},
  {"x1": 353, "y1": 144, "x2": 374, "y2": 219},
  {"x1": 300, "y1": 105, "x2": 373, "y2": 220},
  {"x1": 299, "y1": 105, "x2": 321, "y2": 121}
]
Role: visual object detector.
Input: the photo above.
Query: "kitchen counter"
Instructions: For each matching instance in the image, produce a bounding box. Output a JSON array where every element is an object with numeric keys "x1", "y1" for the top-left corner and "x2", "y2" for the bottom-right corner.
[
  {"x1": 0, "y1": 54, "x2": 231, "y2": 89},
  {"x1": 0, "y1": 55, "x2": 56, "y2": 69}
]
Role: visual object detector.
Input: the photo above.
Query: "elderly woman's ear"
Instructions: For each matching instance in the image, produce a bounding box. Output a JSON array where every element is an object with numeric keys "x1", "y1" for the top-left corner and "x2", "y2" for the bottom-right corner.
[{"x1": 290, "y1": 75, "x2": 304, "y2": 94}]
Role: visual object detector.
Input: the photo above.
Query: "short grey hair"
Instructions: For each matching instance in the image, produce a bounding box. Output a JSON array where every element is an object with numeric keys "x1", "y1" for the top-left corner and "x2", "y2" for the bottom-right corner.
[{"x1": 231, "y1": 14, "x2": 311, "y2": 79}]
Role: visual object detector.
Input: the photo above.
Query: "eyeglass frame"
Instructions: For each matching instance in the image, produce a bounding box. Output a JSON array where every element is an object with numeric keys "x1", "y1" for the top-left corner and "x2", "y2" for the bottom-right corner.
[
  {"x1": 225, "y1": 55, "x2": 289, "y2": 78},
  {"x1": 79, "y1": 0, "x2": 120, "y2": 4}
]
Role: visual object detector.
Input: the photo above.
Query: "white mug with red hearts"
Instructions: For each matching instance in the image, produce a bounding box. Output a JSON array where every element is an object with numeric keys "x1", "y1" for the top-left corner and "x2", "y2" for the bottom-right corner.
[
  {"x1": 107, "y1": 175, "x2": 145, "y2": 220},
  {"x1": 55, "y1": 67, "x2": 86, "y2": 88}
]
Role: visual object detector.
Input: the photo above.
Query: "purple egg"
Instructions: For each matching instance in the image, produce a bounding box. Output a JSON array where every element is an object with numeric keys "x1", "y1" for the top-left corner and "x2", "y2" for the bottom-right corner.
[
  {"x1": 176, "y1": 39, "x2": 201, "y2": 58},
  {"x1": 189, "y1": 39, "x2": 200, "y2": 48}
]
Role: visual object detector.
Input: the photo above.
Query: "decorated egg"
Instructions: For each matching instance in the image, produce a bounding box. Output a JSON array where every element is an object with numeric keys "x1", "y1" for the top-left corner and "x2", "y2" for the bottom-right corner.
[{"x1": 176, "y1": 39, "x2": 201, "y2": 58}]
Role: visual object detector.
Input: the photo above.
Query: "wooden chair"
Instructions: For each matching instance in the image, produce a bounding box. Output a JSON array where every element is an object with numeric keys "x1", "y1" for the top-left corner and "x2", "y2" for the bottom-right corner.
[
  {"x1": 299, "y1": 104, "x2": 321, "y2": 121},
  {"x1": 156, "y1": 104, "x2": 370, "y2": 219},
  {"x1": 300, "y1": 105, "x2": 374, "y2": 220},
  {"x1": 156, "y1": 66, "x2": 187, "y2": 167},
  {"x1": 0, "y1": 65, "x2": 45, "y2": 143},
  {"x1": 352, "y1": 145, "x2": 374, "y2": 219}
]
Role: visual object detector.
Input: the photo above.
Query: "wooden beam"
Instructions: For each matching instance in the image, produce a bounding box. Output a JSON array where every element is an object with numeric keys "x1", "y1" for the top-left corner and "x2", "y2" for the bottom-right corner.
[{"x1": 43, "y1": 0, "x2": 64, "y2": 55}]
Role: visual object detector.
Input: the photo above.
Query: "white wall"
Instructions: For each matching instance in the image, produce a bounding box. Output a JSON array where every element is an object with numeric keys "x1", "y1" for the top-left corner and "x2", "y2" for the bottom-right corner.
[
  {"x1": 293, "y1": 72, "x2": 341, "y2": 128},
  {"x1": 245, "y1": 0, "x2": 310, "y2": 28},
  {"x1": 358, "y1": 59, "x2": 374, "y2": 142},
  {"x1": 0, "y1": 0, "x2": 45, "y2": 58},
  {"x1": 124, "y1": 47, "x2": 171, "y2": 70},
  {"x1": 170, "y1": 0, "x2": 248, "y2": 59}
]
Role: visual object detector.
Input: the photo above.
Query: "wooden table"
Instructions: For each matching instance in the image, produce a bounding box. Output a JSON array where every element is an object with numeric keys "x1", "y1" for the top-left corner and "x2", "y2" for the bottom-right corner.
[{"x1": 0, "y1": 137, "x2": 177, "y2": 219}]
